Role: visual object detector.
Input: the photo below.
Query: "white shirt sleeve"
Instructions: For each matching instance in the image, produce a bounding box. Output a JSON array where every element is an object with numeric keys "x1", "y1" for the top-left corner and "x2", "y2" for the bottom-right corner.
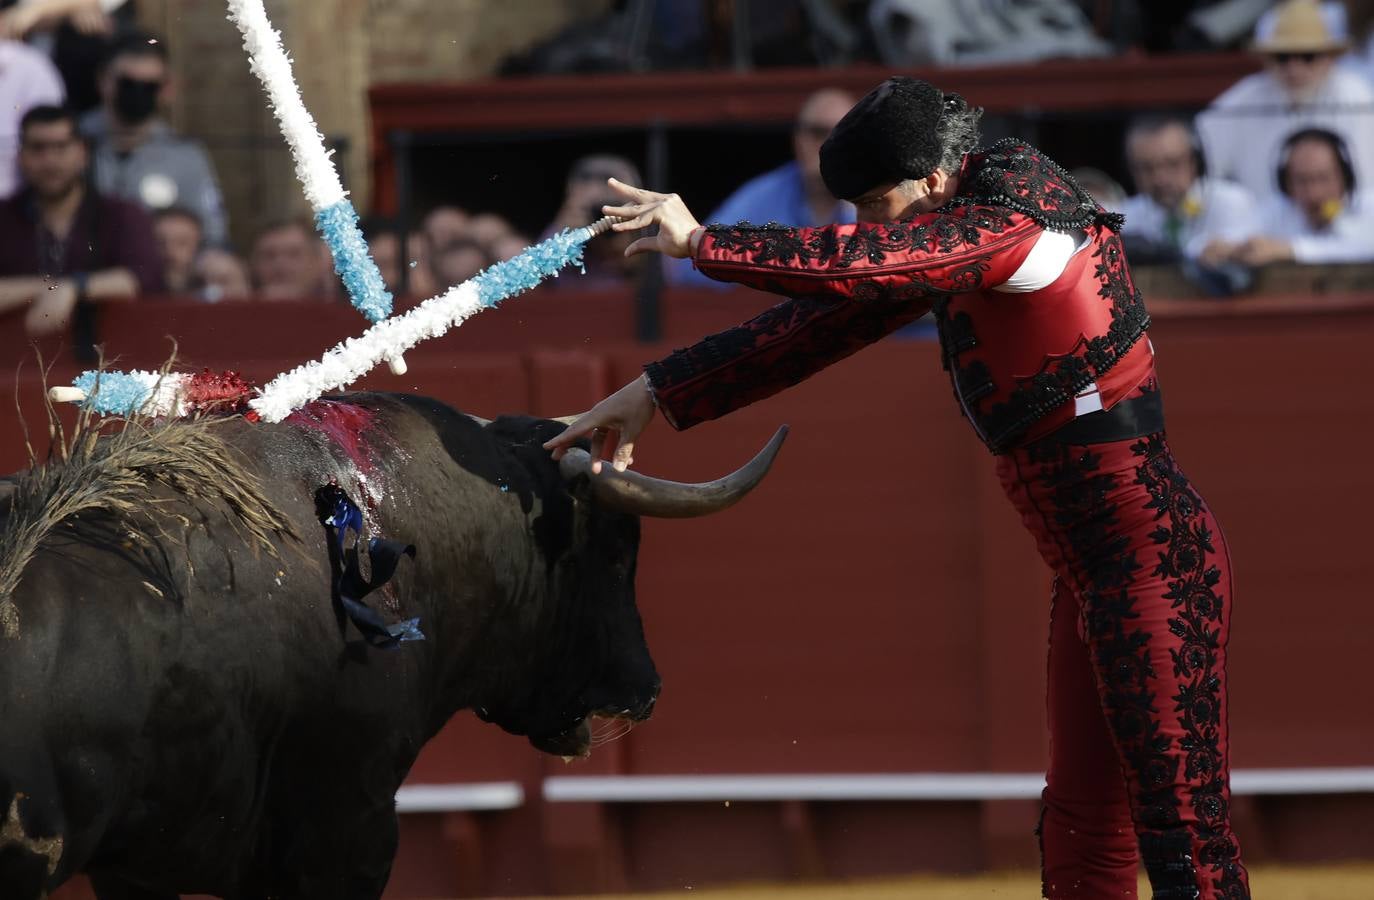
[{"x1": 993, "y1": 229, "x2": 1087, "y2": 293}]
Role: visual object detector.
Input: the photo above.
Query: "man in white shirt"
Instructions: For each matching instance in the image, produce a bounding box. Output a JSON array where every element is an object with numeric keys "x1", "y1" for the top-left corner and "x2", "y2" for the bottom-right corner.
[
  {"x1": 1196, "y1": 0, "x2": 1374, "y2": 203},
  {"x1": 1205, "y1": 127, "x2": 1374, "y2": 265},
  {"x1": 1119, "y1": 115, "x2": 1257, "y2": 263}
]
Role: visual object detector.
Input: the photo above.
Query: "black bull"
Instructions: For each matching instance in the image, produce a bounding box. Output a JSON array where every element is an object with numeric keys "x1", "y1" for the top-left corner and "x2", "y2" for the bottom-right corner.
[{"x1": 0, "y1": 392, "x2": 785, "y2": 899}]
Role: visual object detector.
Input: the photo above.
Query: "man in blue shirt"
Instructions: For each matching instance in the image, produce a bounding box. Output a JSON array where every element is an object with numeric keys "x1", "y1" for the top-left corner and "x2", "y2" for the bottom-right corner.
[{"x1": 666, "y1": 87, "x2": 855, "y2": 288}]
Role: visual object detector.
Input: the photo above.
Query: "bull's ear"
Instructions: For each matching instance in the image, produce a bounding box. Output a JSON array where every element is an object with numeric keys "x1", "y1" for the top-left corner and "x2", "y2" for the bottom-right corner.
[{"x1": 558, "y1": 426, "x2": 788, "y2": 518}]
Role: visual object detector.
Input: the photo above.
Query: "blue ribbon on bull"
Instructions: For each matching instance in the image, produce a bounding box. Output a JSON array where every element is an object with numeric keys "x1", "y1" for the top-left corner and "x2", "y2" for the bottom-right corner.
[{"x1": 314, "y1": 483, "x2": 424, "y2": 649}]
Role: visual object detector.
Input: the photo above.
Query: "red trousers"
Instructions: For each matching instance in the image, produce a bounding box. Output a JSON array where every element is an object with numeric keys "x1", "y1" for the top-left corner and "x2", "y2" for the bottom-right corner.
[{"x1": 997, "y1": 429, "x2": 1250, "y2": 899}]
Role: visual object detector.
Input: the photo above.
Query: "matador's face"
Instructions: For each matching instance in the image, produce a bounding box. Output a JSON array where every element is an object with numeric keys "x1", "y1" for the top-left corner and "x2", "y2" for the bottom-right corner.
[{"x1": 851, "y1": 170, "x2": 959, "y2": 224}]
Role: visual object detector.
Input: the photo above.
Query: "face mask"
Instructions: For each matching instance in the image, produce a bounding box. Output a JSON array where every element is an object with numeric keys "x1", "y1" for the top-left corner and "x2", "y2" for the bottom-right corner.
[{"x1": 114, "y1": 76, "x2": 161, "y2": 124}]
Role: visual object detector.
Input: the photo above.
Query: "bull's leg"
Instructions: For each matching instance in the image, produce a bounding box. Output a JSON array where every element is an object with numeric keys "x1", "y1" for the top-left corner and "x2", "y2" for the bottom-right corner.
[
  {"x1": 279, "y1": 810, "x2": 398, "y2": 900},
  {"x1": 88, "y1": 872, "x2": 180, "y2": 900}
]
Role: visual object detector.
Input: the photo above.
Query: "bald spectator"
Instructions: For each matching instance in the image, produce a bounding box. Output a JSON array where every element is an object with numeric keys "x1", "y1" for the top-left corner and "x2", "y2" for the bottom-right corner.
[
  {"x1": 79, "y1": 32, "x2": 229, "y2": 245},
  {"x1": 0, "y1": 105, "x2": 160, "y2": 336},
  {"x1": 1197, "y1": 0, "x2": 1374, "y2": 203},
  {"x1": 153, "y1": 206, "x2": 201, "y2": 295},
  {"x1": 667, "y1": 87, "x2": 856, "y2": 287},
  {"x1": 1119, "y1": 115, "x2": 1257, "y2": 263},
  {"x1": 1205, "y1": 127, "x2": 1374, "y2": 266},
  {"x1": 250, "y1": 218, "x2": 328, "y2": 301}
]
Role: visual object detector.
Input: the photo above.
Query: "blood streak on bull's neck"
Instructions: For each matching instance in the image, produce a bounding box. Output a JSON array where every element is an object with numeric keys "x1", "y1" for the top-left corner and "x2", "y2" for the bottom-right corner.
[{"x1": 286, "y1": 399, "x2": 380, "y2": 477}]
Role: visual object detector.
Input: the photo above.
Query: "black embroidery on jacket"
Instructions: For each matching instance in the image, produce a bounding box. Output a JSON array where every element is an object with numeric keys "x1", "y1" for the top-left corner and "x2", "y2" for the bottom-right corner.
[
  {"x1": 947, "y1": 137, "x2": 1124, "y2": 232},
  {"x1": 646, "y1": 208, "x2": 1017, "y2": 429},
  {"x1": 704, "y1": 204, "x2": 1016, "y2": 270},
  {"x1": 661, "y1": 143, "x2": 1141, "y2": 443},
  {"x1": 939, "y1": 230, "x2": 1151, "y2": 454}
]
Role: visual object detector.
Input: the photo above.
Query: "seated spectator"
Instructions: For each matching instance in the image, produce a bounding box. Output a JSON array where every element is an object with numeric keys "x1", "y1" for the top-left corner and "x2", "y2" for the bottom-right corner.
[
  {"x1": 152, "y1": 206, "x2": 201, "y2": 295},
  {"x1": 545, "y1": 155, "x2": 640, "y2": 235},
  {"x1": 1119, "y1": 115, "x2": 1257, "y2": 263},
  {"x1": 467, "y1": 210, "x2": 519, "y2": 252},
  {"x1": 1069, "y1": 167, "x2": 1127, "y2": 211},
  {"x1": 1196, "y1": 0, "x2": 1374, "y2": 203},
  {"x1": 868, "y1": 0, "x2": 1110, "y2": 66},
  {"x1": 250, "y1": 218, "x2": 329, "y2": 301},
  {"x1": 543, "y1": 154, "x2": 644, "y2": 287},
  {"x1": 666, "y1": 88, "x2": 856, "y2": 288},
  {"x1": 0, "y1": 38, "x2": 65, "y2": 197},
  {"x1": 79, "y1": 31, "x2": 229, "y2": 245},
  {"x1": 0, "y1": 104, "x2": 159, "y2": 336},
  {"x1": 1204, "y1": 127, "x2": 1374, "y2": 265},
  {"x1": 0, "y1": 0, "x2": 115, "y2": 37},
  {"x1": 194, "y1": 247, "x2": 250, "y2": 303},
  {"x1": 0, "y1": 1, "x2": 134, "y2": 112}
]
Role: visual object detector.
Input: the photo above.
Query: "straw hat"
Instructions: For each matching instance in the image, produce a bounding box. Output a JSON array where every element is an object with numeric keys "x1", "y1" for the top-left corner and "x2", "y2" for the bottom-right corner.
[{"x1": 1253, "y1": 0, "x2": 1349, "y2": 54}]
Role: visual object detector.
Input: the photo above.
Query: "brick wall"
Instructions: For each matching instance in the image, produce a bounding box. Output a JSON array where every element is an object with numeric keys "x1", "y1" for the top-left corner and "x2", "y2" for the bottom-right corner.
[{"x1": 365, "y1": 0, "x2": 611, "y2": 83}]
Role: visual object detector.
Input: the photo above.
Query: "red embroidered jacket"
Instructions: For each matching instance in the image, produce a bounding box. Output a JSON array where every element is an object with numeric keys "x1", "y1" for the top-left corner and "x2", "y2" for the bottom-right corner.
[{"x1": 644, "y1": 140, "x2": 1154, "y2": 454}]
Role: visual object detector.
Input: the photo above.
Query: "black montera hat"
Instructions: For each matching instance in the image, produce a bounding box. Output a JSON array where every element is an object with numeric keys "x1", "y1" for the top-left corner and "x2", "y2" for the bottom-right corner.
[{"x1": 819, "y1": 77, "x2": 948, "y2": 201}]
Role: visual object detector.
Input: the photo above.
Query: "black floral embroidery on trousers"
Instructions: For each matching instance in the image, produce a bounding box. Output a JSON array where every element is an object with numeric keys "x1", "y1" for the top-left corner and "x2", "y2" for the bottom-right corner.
[
  {"x1": 1026, "y1": 437, "x2": 1194, "y2": 897},
  {"x1": 1132, "y1": 434, "x2": 1249, "y2": 900}
]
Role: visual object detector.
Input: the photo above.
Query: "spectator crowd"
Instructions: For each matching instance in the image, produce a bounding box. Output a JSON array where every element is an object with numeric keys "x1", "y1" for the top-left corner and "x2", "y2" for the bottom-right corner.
[
  {"x1": 0, "y1": 3, "x2": 533, "y2": 337},
  {"x1": 4, "y1": 0, "x2": 1374, "y2": 339}
]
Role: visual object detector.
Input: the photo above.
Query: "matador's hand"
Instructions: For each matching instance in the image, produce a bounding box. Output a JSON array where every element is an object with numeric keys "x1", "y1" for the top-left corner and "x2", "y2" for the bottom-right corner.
[
  {"x1": 601, "y1": 178, "x2": 704, "y2": 259},
  {"x1": 543, "y1": 375, "x2": 657, "y2": 474}
]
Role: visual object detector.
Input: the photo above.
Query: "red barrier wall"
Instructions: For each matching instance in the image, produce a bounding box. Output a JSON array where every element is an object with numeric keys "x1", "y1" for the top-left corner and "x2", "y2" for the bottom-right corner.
[{"x1": 8, "y1": 289, "x2": 1374, "y2": 897}]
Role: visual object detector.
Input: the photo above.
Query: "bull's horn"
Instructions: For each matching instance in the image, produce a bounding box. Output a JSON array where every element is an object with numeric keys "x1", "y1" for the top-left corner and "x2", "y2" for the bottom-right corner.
[{"x1": 559, "y1": 426, "x2": 788, "y2": 518}]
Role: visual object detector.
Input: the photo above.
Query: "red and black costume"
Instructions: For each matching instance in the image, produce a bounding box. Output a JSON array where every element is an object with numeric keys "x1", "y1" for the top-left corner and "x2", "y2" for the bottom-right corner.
[{"x1": 644, "y1": 140, "x2": 1250, "y2": 900}]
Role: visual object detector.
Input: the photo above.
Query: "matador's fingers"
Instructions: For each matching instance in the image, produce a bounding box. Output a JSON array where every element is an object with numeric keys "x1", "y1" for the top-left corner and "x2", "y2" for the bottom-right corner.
[
  {"x1": 623, "y1": 235, "x2": 663, "y2": 257},
  {"x1": 610, "y1": 212, "x2": 657, "y2": 232},
  {"x1": 600, "y1": 201, "x2": 649, "y2": 218},
  {"x1": 607, "y1": 177, "x2": 658, "y2": 202}
]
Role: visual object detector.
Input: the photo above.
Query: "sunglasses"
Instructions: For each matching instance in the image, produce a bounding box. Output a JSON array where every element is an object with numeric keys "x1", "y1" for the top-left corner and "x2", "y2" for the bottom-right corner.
[{"x1": 1272, "y1": 52, "x2": 1322, "y2": 64}]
